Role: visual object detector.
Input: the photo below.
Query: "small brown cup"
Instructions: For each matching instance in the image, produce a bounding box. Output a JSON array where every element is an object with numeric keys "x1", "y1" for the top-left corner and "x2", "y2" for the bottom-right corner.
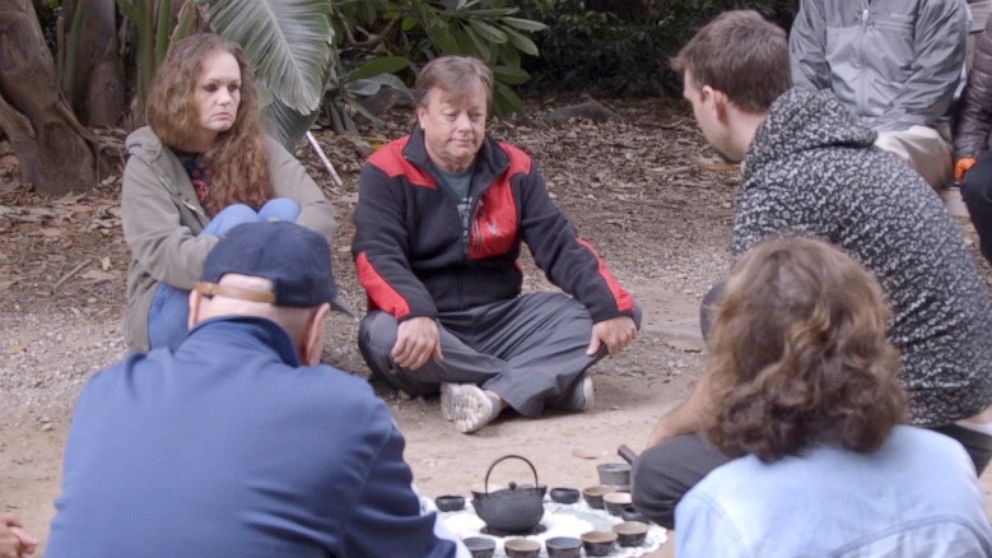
[
  {"x1": 463, "y1": 537, "x2": 496, "y2": 558},
  {"x1": 546, "y1": 536, "x2": 582, "y2": 558},
  {"x1": 581, "y1": 530, "x2": 618, "y2": 557},
  {"x1": 613, "y1": 520, "x2": 649, "y2": 547},
  {"x1": 581, "y1": 485, "x2": 613, "y2": 509},
  {"x1": 603, "y1": 491, "x2": 632, "y2": 516},
  {"x1": 504, "y1": 538, "x2": 541, "y2": 558}
]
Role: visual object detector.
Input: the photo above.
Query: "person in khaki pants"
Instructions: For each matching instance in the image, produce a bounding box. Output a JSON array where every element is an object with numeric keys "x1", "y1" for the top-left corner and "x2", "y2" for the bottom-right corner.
[{"x1": 790, "y1": 0, "x2": 969, "y2": 189}]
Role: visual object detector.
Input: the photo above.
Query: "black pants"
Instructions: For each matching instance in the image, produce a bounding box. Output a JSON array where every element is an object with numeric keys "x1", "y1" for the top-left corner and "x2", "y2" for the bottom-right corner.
[
  {"x1": 961, "y1": 150, "x2": 992, "y2": 265},
  {"x1": 630, "y1": 426, "x2": 992, "y2": 530}
]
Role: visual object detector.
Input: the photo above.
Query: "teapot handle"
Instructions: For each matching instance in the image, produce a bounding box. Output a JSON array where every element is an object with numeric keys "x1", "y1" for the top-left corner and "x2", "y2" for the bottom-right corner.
[{"x1": 484, "y1": 454, "x2": 540, "y2": 495}]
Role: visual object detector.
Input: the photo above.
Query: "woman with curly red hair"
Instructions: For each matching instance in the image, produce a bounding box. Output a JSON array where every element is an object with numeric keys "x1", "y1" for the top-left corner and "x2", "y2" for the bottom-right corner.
[
  {"x1": 121, "y1": 33, "x2": 335, "y2": 352},
  {"x1": 673, "y1": 238, "x2": 992, "y2": 557}
]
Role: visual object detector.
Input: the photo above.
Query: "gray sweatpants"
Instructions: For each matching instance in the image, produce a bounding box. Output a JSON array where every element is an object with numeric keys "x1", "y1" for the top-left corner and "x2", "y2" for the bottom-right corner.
[{"x1": 359, "y1": 292, "x2": 639, "y2": 417}]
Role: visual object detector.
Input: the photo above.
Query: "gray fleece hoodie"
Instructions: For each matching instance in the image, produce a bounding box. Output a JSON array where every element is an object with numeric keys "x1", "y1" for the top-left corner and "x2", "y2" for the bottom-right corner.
[{"x1": 733, "y1": 87, "x2": 992, "y2": 425}]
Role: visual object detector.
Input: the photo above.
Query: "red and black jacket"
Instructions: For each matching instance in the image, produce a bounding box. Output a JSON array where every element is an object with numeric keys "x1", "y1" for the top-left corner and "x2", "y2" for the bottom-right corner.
[{"x1": 352, "y1": 128, "x2": 635, "y2": 323}]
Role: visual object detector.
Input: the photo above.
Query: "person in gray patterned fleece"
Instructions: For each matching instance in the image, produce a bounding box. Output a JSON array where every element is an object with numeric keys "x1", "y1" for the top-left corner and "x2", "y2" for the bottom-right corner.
[{"x1": 631, "y1": 9, "x2": 992, "y2": 530}]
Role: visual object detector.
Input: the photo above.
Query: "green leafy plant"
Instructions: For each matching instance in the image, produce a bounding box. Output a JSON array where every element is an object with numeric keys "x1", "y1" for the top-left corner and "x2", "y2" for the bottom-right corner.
[
  {"x1": 195, "y1": 0, "x2": 335, "y2": 148},
  {"x1": 320, "y1": 55, "x2": 414, "y2": 134},
  {"x1": 109, "y1": 0, "x2": 335, "y2": 148},
  {"x1": 518, "y1": 0, "x2": 798, "y2": 97},
  {"x1": 331, "y1": 0, "x2": 547, "y2": 119}
]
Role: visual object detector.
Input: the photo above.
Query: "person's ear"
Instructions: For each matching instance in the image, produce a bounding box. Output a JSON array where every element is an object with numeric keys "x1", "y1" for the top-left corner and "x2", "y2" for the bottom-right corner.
[
  {"x1": 710, "y1": 88, "x2": 732, "y2": 123},
  {"x1": 188, "y1": 289, "x2": 205, "y2": 330},
  {"x1": 301, "y1": 303, "x2": 331, "y2": 366},
  {"x1": 416, "y1": 104, "x2": 428, "y2": 129}
]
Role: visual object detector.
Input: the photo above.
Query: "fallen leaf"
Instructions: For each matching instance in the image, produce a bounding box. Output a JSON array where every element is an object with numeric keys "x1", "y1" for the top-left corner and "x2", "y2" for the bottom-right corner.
[
  {"x1": 100, "y1": 256, "x2": 111, "y2": 271},
  {"x1": 663, "y1": 337, "x2": 704, "y2": 353},
  {"x1": 81, "y1": 269, "x2": 116, "y2": 282},
  {"x1": 66, "y1": 204, "x2": 95, "y2": 214},
  {"x1": 692, "y1": 155, "x2": 739, "y2": 173},
  {"x1": 56, "y1": 193, "x2": 84, "y2": 205},
  {"x1": 572, "y1": 448, "x2": 598, "y2": 460},
  {"x1": 26, "y1": 207, "x2": 60, "y2": 217}
]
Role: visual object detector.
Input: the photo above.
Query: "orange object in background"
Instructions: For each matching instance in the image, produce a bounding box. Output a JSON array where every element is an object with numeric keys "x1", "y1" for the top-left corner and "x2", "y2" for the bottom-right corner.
[{"x1": 956, "y1": 157, "x2": 978, "y2": 182}]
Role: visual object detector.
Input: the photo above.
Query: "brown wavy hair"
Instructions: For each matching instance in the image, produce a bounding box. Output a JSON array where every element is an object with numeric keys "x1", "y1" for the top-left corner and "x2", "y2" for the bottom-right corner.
[
  {"x1": 146, "y1": 33, "x2": 271, "y2": 216},
  {"x1": 704, "y1": 238, "x2": 906, "y2": 463}
]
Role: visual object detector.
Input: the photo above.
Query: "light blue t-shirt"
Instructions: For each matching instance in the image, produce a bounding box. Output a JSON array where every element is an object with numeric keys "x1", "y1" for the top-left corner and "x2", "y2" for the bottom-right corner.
[{"x1": 676, "y1": 426, "x2": 992, "y2": 558}]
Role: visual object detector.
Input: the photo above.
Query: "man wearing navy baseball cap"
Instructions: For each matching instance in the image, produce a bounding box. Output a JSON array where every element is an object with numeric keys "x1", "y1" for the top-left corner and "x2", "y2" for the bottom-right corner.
[{"x1": 46, "y1": 221, "x2": 467, "y2": 558}]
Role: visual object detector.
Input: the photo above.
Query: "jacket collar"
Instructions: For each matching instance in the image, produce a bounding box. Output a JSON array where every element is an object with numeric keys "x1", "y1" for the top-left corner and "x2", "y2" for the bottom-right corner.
[
  {"x1": 402, "y1": 126, "x2": 510, "y2": 184},
  {"x1": 183, "y1": 316, "x2": 301, "y2": 367},
  {"x1": 125, "y1": 126, "x2": 167, "y2": 161}
]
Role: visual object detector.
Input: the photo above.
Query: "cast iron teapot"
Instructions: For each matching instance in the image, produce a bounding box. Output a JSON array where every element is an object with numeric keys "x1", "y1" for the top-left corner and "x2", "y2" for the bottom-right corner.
[{"x1": 471, "y1": 454, "x2": 547, "y2": 533}]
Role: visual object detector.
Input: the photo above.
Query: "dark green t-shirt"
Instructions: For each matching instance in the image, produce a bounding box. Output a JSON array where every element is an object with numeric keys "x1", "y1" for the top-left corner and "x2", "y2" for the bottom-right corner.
[{"x1": 433, "y1": 162, "x2": 475, "y2": 228}]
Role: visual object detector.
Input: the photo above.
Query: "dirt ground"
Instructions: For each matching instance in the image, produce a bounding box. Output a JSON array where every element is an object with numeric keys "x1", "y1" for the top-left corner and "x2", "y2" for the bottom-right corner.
[{"x1": 1, "y1": 98, "x2": 990, "y2": 557}]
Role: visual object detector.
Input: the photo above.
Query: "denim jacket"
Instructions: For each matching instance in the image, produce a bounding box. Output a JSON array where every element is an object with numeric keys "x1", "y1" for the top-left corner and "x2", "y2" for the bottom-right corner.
[{"x1": 676, "y1": 427, "x2": 992, "y2": 558}]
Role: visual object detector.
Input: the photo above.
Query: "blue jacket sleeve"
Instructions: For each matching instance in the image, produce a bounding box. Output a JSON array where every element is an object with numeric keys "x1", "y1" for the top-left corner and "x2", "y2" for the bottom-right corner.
[{"x1": 342, "y1": 403, "x2": 459, "y2": 558}]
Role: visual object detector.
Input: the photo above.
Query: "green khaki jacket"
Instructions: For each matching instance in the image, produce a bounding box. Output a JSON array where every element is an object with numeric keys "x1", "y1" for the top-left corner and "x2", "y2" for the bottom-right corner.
[{"x1": 121, "y1": 126, "x2": 337, "y2": 351}]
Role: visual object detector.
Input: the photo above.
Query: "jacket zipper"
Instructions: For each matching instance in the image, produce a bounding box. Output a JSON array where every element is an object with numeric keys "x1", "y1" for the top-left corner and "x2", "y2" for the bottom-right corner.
[{"x1": 858, "y1": 1, "x2": 869, "y2": 116}]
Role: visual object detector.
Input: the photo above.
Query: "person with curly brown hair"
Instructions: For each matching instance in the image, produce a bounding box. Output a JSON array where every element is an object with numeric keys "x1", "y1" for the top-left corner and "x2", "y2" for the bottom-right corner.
[
  {"x1": 675, "y1": 238, "x2": 992, "y2": 557},
  {"x1": 121, "y1": 33, "x2": 335, "y2": 352}
]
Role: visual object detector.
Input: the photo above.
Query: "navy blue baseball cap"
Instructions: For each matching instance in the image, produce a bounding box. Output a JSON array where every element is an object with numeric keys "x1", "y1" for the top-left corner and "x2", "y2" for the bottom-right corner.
[{"x1": 196, "y1": 221, "x2": 341, "y2": 309}]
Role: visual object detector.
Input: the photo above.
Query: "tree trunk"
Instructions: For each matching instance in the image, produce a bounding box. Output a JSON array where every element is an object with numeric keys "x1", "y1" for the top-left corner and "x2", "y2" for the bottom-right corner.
[
  {"x1": 0, "y1": 0, "x2": 97, "y2": 195},
  {"x1": 62, "y1": 0, "x2": 125, "y2": 127}
]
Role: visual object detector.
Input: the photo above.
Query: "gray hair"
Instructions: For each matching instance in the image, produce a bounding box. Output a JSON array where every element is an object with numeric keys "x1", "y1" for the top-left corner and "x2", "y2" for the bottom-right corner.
[{"x1": 414, "y1": 55, "x2": 494, "y2": 108}]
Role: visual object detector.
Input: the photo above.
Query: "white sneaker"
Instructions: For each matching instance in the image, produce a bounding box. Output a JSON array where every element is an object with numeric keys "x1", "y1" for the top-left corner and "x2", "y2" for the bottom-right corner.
[
  {"x1": 440, "y1": 383, "x2": 459, "y2": 422},
  {"x1": 560, "y1": 376, "x2": 594, "y2": 413},
  {"x1": 440, "y1": 383, "x2": 501, "y2": 434}
]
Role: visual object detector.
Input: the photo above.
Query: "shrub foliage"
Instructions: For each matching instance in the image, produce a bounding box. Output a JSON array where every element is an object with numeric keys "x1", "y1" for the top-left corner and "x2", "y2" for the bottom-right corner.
[{"x1": 520, "y1": 0, "x2": 798, "y2": 97}]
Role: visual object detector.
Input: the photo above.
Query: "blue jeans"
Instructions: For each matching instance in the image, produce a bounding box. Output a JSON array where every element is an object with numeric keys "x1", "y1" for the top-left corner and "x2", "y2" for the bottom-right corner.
[{"x1": 147, "y1": 199, "x2": 300, "y2": 351}]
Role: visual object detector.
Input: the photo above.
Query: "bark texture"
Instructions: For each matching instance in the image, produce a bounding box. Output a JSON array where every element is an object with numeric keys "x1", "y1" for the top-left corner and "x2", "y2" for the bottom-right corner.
[{"x1": 0, "y1": 0, "x2": 96, "y2": 194}]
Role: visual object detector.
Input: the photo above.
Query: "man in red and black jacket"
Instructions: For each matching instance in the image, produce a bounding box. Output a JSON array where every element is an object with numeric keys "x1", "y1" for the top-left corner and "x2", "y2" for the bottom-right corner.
[{"x1": 353, "y1": 56, "x2": 639, "y2": 434}]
